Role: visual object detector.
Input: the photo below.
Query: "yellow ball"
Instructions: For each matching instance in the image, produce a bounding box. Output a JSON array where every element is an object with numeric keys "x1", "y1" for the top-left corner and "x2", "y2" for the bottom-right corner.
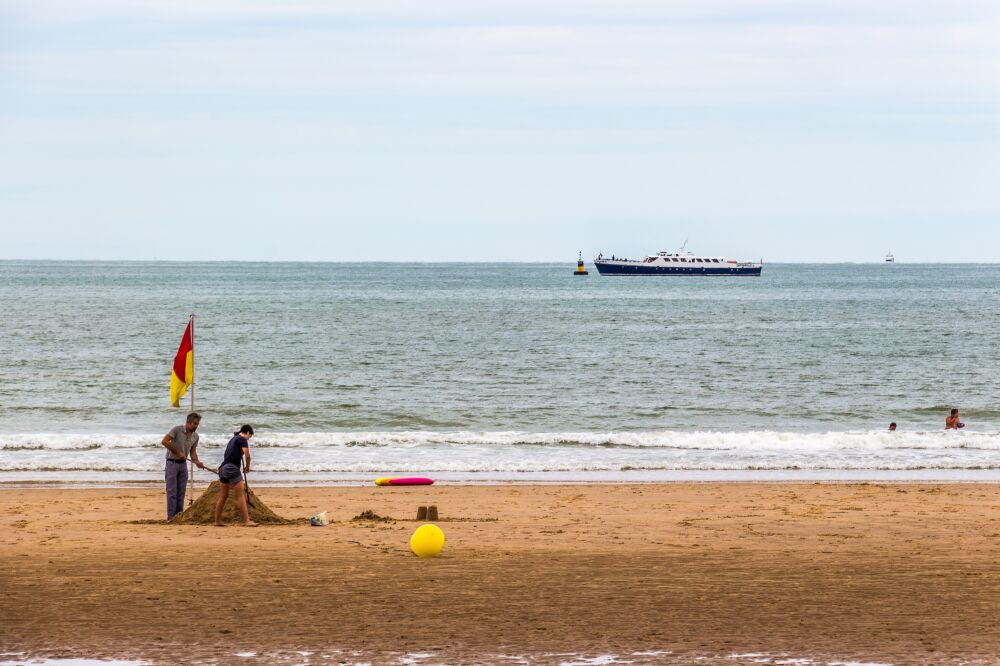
[{"x1": 409, "y1": 524, "x2": 445, "y2": 558}]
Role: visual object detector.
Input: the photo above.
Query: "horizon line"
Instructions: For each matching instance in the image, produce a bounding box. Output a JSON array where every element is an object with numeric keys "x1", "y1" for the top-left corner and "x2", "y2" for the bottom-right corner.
[{"x1": 1, "y1": 259, "x2": 997, "y2": 265}]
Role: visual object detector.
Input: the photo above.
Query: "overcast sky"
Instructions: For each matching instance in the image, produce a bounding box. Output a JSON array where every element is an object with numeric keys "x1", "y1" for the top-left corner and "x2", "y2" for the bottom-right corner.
[{"x1": 1, "y1": 0, "x2": 998, "y2": 262}]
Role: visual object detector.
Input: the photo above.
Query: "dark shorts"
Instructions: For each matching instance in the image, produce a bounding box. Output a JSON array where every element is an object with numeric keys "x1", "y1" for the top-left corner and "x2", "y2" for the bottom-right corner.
[{"x1": 219, "y1": 463, "x2": 243, "y2": 486}]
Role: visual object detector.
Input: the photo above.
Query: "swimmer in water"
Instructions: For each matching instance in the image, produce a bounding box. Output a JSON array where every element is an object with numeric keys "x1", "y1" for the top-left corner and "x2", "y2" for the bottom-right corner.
[{"x1": 945, "y1": 408, "x2": 965, "y2": 430}]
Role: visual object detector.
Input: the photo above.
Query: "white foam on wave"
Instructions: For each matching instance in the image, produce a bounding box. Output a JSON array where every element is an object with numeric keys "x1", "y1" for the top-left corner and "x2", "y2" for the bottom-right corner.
[
  {"x1": 2, "y1": 430, "x2": 999, "y2": 476},
  {"x1": 1, "y1": 429, "x2": 997, "y2": 451},
  {"x1": 3, "y1": 459, "x2": 998, "y2": 474},
  {"x1": 559, "y1": 656, "x2": 624, "y2": 666},
  {"x1": 247, "y1": 429, "x2": 1000, "y2": 452}
]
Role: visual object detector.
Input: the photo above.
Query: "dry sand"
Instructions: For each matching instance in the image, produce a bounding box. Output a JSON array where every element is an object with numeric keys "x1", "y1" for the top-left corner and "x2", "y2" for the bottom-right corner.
[{"x1": 1, "y1": 483, "x2": 998, "y2": 665}]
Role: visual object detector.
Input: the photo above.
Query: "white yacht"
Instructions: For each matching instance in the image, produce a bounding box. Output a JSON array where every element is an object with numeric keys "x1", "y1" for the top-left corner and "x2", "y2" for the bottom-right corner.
[{"x1": 594, "y1": 244, "x2": 762, "y2": 276}]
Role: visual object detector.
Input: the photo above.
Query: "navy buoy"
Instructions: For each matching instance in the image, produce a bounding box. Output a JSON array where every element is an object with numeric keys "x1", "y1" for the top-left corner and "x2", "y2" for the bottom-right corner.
[{"x1": 574, "y1": 251, "x2": 588, "y2": 275}]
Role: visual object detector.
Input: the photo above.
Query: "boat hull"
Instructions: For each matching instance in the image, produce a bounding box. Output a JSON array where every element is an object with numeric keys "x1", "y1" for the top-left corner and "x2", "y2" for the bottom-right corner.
[{"x1": 594, "y1": 261, "x2": 761, "y2": 276}]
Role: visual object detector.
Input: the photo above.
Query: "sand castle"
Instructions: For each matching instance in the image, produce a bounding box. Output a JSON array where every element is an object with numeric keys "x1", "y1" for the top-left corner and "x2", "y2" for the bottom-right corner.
[{"x1": 170, "y1": 480, "x2": 295, "y2": 525}]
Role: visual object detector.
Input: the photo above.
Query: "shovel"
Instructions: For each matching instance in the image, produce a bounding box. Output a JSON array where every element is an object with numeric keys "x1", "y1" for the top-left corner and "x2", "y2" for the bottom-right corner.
[
  {"x1": 243, "y1": 468, "x2": 255, "y2": 509},
  {"x1": 184, "y1": 457, "x2": 218, "y2": 475}
]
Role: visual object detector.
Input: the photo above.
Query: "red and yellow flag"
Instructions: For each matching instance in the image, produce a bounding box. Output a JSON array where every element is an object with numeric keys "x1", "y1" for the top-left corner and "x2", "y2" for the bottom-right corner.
[{"x1": 170, "y1": 320, "x2": 194, "y2": 407}]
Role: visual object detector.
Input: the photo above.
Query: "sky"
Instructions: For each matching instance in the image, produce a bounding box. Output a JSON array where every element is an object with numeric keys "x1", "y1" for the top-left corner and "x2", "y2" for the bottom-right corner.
[{"x1": 1, "y1": 0, "x2": 998, "y2": 262}]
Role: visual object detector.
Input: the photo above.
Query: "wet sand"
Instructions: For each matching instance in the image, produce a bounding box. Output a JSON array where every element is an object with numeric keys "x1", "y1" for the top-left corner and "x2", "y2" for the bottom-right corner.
[{"x1": 1, "y1": 483, "x2": 998, "y2": 665}]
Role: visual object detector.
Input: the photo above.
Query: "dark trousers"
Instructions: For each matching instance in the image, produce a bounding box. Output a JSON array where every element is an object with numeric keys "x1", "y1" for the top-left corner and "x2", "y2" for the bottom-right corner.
[{"x1": 165, "y1": 460, "x2": 189, "y2": 520}]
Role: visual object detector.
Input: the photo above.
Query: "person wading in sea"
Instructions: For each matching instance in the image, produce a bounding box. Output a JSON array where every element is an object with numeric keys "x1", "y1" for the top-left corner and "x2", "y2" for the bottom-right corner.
[
  {"x1": 945, "y1": 408, "x2": 965, "y2": 430},
  {"x1": 214, "y1": 425, "x2": 258, "y2": 527},
  {"x1": 162, "y1": 412, "x2": 206, "y2": 520}
]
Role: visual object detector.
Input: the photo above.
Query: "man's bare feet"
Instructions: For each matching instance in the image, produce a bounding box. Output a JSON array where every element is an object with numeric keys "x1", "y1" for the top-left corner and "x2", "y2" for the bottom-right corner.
[{"x1": 244, "y1": 521, "x2": 259, "y2": 527}]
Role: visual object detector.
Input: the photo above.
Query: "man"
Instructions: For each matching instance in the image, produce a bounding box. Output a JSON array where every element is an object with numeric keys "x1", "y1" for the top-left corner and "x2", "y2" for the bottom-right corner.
[
  {"x1": 888, "y1": 422, "x2": 897, "y2": 432},
  {"x1": 945, "y1": 408, "x2": 965, "y2": 430},
  {"x1": 161, "y1": 412, "x2": 206, "y2": 520},
  {"x1": 214, "y1": 425, "x2": 258, "y2": 527}
]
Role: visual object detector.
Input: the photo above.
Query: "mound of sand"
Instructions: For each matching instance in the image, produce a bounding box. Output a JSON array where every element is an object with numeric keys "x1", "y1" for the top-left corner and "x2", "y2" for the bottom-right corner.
[
  {"x1": 171, "y1": 481, "x2": 295, "y2": 525},
  {"x1": 352, "y1": 510, "x2": 394, "y2": 522}
]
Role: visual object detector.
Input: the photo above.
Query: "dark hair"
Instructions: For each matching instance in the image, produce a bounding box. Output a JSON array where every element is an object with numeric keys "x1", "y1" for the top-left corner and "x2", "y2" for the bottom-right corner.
[
  {"x1": 186, "y1": 412, "x2": 202, "y2": 423},
  {"x1": 234, "y1": 424, "x2": 254, "y2": 436},
  {"x1": 950, "y1": 408, "x2": 959, "y2": 415},
  {"x1": 889, "y1": 422, "x2": 896, "y2": 427}
]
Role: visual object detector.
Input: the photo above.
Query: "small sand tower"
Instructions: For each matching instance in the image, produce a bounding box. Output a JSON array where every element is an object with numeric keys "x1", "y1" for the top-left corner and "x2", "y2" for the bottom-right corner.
[{"x1": 574, "y1": 251, "x2": 588, "y2": 276}]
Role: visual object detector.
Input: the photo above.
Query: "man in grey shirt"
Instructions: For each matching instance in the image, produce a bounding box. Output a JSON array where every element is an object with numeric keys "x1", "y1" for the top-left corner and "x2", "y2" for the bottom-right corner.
[{"x1": 162, "y1": 412, "x2": 206, "y2": 519}]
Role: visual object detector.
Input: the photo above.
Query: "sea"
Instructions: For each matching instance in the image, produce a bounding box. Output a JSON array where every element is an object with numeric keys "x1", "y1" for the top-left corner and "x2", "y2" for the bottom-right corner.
[{"x1": 1, "y1": 260, "x2": 998, "y2": 485}]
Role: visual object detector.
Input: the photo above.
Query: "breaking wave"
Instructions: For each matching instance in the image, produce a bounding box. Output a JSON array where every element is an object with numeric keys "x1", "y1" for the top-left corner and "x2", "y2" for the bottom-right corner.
[
  {"x1": 1, "y1": 430, "x2": 998, "y2": 476},
  {"x1": 1, "y1": 429, "x2": 998, "y2": 451}
]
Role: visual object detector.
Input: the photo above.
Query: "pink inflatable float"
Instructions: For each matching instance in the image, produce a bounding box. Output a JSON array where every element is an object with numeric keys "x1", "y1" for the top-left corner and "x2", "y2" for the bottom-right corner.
[{"x1": 374, "y1": 477, "x2": 435, "y2": 486}]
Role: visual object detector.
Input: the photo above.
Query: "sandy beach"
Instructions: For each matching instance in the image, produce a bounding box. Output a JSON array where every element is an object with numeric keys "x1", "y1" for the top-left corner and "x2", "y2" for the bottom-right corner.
[{"x1": 1, "y1": 482, "x2": 998, "y2": 665}]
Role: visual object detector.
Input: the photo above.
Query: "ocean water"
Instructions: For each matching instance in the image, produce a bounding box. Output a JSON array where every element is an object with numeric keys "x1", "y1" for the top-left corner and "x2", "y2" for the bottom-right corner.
[{"x1": 0, "y1": 261, "x2": 998, "y2": 483}]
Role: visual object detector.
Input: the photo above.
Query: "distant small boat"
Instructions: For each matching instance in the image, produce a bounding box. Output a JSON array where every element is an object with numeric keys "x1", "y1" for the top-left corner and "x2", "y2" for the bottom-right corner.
[{"x1": 885, "y1": 251, "x2": 895, "y2": 263}]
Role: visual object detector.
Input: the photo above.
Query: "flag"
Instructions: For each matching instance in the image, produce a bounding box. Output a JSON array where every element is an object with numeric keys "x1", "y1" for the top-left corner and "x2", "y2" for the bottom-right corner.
[{"x1": 170, "y1": 319, "x2": 194, "y2": 407}]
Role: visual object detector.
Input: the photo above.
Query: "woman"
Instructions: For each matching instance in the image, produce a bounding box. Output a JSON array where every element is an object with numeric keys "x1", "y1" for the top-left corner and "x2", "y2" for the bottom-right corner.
[{"x1": 214, "y1": 425, "x2": 259, "y2": 527}]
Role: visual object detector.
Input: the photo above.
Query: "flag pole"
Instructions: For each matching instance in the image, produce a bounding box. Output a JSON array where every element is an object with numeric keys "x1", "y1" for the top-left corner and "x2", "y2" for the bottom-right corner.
[{"x1": 188, "y1": 314, "x2": 195, "y2": 507}]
